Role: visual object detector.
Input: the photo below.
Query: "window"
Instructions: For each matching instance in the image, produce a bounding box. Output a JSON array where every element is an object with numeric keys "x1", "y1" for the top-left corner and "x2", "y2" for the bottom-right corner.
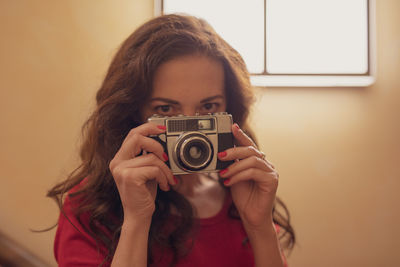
[{"x1": 155, "y1": 0, "x2": 375, "y2": 87}]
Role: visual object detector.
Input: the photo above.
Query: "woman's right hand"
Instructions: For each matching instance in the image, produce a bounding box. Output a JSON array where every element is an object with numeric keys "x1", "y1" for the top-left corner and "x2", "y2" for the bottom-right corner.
[{"x1": 109, "y1": 122, "x2": 176, "y2": 225}]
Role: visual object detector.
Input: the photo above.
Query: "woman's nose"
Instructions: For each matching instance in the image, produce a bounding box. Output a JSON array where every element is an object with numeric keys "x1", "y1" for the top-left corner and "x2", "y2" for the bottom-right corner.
[{"x1": 181, "y1": 107, "x2": 198, "y2": 116}]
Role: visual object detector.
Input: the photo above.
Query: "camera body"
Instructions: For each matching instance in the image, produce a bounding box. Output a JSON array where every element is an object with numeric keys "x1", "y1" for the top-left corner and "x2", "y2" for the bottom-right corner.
[{"x1": 148, "y1": 112, "x2": 234, "y2": 175}]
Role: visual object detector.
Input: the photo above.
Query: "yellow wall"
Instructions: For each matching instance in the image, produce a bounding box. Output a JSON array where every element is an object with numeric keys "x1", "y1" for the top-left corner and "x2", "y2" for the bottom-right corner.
[
  {"x1": 0, "y1": 1, "x2": 153, "y2": 265},
  {"x1": 0, "y1": 1, "x2": 399, "y2": 266}
]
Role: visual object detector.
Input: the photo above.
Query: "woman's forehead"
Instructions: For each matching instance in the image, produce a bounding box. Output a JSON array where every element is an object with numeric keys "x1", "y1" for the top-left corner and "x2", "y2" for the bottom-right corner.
[{"x1": 151, "y1": 54, "x2": 225, "y2": 101}]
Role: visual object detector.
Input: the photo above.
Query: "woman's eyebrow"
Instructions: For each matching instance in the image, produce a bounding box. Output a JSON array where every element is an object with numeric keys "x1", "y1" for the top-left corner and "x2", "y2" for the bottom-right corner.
[
  {"x1": 149, "y1": 97, "x2": 180, "y2": 105},
  {"x1": 200, "y1": 95, "x2": 224, "y2": 103},
  {"x1": 149, "y1": 95, "x2": 224, "y2": 105}
]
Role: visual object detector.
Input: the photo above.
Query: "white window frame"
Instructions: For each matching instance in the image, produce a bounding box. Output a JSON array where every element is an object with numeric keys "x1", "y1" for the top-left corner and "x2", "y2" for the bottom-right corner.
[{"x1": 154, "y1": 0, "x2": 376, "y2": 87}]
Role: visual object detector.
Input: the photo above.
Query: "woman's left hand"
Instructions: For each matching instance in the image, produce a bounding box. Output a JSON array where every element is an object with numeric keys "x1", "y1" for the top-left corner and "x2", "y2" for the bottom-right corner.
[{"x1": 218, "y1": 123, "x2": 279, "y2": 230}]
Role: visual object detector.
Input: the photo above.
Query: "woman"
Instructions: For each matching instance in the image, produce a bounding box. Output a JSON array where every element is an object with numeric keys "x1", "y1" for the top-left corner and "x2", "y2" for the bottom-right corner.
[{"x1": 49, "y1": 14, "x2": 295, "y2": 267}]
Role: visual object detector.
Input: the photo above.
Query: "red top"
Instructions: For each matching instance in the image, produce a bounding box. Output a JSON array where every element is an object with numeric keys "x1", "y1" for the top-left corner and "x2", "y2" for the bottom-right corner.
[{"x1": 54, "y1": 192, "x2": 285, "y2": 267}]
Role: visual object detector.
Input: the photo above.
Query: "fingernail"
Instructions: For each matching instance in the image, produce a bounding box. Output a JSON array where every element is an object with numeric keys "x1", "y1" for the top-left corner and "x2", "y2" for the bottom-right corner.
[
  {"x1": 219, "y1": 168, "x2": 228, "y2": 176},
  {"x1": 223, "y1": 178, "x2": 231, "y2": 186},
  {"x1": 162, "y1": 152, "x2": 169, "y2": 161},
  {"x1": 218, "y1": 151, "x2": 227, "y2": 158},
  {"x1": 157, "y1": 125, "x2": 166, "y2": 130},
  {"x1": 234, "y1": 123, "x2": 240, "y2": 130},
  {"x1": 173, "y1": 176, "x2": 178, "y2": 184}
]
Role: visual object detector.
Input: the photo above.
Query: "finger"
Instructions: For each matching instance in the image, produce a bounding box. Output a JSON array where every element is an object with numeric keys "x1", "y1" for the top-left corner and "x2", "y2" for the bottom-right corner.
[
  {"x1": 219, "y1": 156, "x2": 273, "y2": 179},
  {"x1": 232, "y1": 123, "x2": 256, "y2": 147},
  {"x1": 112, "y1": 134, "x2": 166, "y2": 168},
  {"x1": 125, "y1": 122, "x2": 166, "y2": 150},
  {"x1": 218, "y1": 146, "x2": 275, "y2": 169},
  {"x1": 218, "y1": 145, "x2": 263, "y2": 161},
  {"x1": 115, "y1": 165, "x2": 171, "y2": 192},
  {"x1": 222, "y1": 167, "x2": 279, "y2": 190},
  {"x1": 137, "y1": 166, "x2": 171, "y2": 192},
  {"x1": 142, "y1": 166, "x2": 170, "y2": 191},
  {"x1": 126, "y1": 122, "x2": 166, "y2": 138},
  {"x1": 258, "y1": 152, "x2": 276, "y2": 169},
  {"x1": 115, "y1": 153, "x2": 176, "y2": 185}
]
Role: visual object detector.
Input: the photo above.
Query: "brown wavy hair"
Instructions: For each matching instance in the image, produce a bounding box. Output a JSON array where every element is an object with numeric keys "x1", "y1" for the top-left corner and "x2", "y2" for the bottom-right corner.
[{"x1": 48, "y1": 14, "x2": 295, "y2": 265}]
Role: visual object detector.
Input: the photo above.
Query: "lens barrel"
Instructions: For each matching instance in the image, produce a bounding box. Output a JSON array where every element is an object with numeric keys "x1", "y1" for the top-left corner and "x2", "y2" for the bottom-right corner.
[{"x1": 175, "y1": 133, "x2": 213, "y2": 171}]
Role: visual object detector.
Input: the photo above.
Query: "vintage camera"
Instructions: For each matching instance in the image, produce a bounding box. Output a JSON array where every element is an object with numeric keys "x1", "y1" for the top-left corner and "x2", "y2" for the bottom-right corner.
[{"x1": 148, "y1": 112, "x2": 234, "y2": 175}]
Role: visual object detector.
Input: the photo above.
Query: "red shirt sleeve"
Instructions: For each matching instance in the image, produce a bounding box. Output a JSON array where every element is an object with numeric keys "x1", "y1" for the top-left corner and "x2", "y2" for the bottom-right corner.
[{"x1": 54, "y1": 196, "x2": 110, "y2": 267}]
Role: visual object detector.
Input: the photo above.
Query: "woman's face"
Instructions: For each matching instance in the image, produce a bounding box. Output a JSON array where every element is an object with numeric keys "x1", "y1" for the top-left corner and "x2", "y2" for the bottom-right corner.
[{"x1": 141, "y1": 54, "x2": 226, "y2": 120}]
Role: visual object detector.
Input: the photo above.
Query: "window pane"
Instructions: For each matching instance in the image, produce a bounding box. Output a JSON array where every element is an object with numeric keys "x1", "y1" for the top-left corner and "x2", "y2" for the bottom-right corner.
[
  {"x1": 266, "y1": 0, "x2": 369, "y2": 74},
  {"x1": 163, "y1": 0, "x2": 265, "y2": 73}
]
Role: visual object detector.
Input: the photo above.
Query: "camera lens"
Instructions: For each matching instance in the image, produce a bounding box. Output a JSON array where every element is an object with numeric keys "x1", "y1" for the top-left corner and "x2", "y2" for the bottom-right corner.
[
  {"x1": 183, "y1": 140, "x2": 209, "y2": 165},
  {"x1": 175, "y1": 133, "x2": 213, "y2": 171},
  {"x1": 188, "y1": 146, "x2": 202, "y2": 159}
]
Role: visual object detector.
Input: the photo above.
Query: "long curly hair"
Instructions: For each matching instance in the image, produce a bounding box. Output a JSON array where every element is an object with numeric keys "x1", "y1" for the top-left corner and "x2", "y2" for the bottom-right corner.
[{"x1": 48, "y1": 14, "x2": 295, "y2": 265}]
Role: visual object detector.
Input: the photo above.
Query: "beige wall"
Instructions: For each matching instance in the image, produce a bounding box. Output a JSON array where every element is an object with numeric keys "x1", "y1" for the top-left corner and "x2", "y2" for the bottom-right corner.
[
  {"x1": 251, "y1": 1, "x2": 400, "y2": 266},
  {"x1": 0, "y1": 1, "x2": 153, "y2": 265},
  {"x1": 0, "y1": 1, "x2": 398, "y2": 266}
]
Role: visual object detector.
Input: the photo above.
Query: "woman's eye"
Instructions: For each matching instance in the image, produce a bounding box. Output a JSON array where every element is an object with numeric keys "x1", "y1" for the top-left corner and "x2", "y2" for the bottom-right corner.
[
  {"x1": 201, "y1": 103, "x2": 219, "y2": 113},
  {"x1": 155, "y1": 105, "x2": 172, "y2": 114}
]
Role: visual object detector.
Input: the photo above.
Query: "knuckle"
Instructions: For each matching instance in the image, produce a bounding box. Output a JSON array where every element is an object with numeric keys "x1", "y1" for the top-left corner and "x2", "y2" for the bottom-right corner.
[
  {"x1": 260, "y1": 158, "x2": 270, "y2": 168},
  {"x1": 158, "y1": 167, "x2": 166, "y2": 179},
  {"x1": 149, "y1": 165, "x2": 161, "y2": 176},
  {"x1": 267, "y1": 171, "x2": 279, "y2": 186},
  {"x1": 127, "y1": 128, "x2": 137, "y2": 138},
  {"x1": 111, "y1": 165, "x2": 128, "y2": 182},
  {"x1": 130, "y1": 132, "x2": 141, "y2": 143},
  {"x1": 109, "y1": 159, "x2": 116, "y2": 171},
  {"x1": 119, "y1": 168, "x2": 131, "y2": 180},
  {"x1": 152, "y1": 167, "x2": 166, "y2": 182},
  {"x1": 248, "y1": 168, "x2": 257, "y2": 177},
  {"x1": 271, "y1": 175, "x2": 279, "y2": 186},
  {"x1": 247, "y1": 146, "x2": 257, "y2": 154},
  {"x1": 250, "y1": 155, "x2": 261, "y2": 165},
  {"x1": 230, "y1": 146, "x2": 238, "y2": 156},
  {"x1": 147, "y1": 153, "x2": 158, "y2": 161}
]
